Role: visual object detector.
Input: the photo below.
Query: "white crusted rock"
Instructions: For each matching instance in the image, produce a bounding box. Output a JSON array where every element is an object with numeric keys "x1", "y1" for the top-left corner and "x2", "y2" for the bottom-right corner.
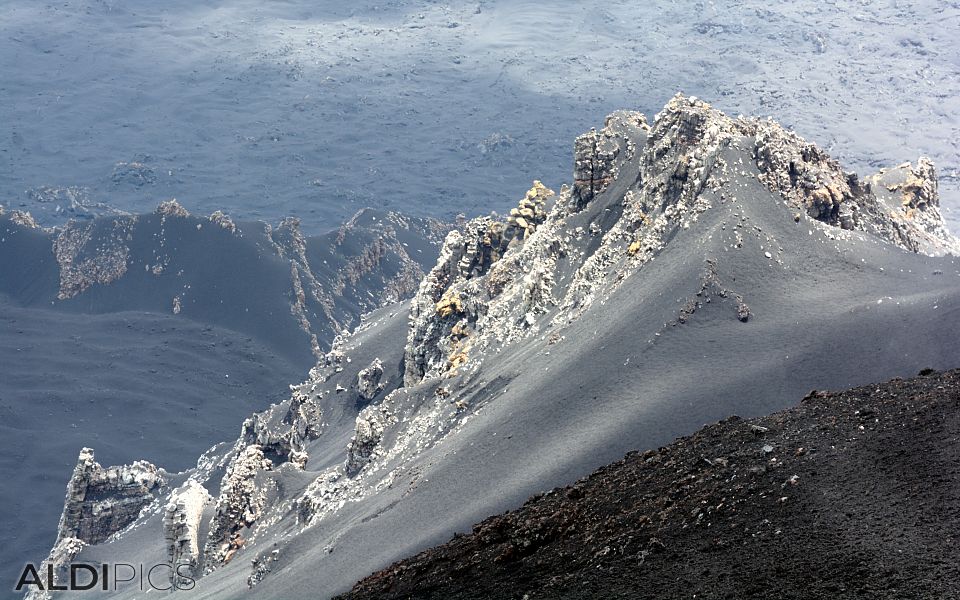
[
  {"x1": 202, "y1": 445, "x2": 272, "y2": 573},
  {"x1": 357, "y1": 358, "x2": 385, "y2": 401},
  {"x1": 164, "y1": 480, "x2": 213, "y2": 588}
]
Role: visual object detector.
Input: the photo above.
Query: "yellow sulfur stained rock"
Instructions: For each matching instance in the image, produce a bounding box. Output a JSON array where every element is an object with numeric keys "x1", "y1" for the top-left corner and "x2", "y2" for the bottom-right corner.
[
  {"x1": 810, "y1": 187, "x2": 832, "y2": 206},
  {"x1": 448, "y1": 351, "x2": 468, "y2": 371},
  {"x1": 628, "y1": 240, "x2": 643, "y2": 256},
  {"x1": 436, "y1": 291, "x2": 464, "y2": 318}
]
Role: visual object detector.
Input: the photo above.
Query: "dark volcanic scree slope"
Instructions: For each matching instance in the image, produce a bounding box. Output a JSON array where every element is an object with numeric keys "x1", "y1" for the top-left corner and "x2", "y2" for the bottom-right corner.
[
  {"x1": 27, "y1": 95, "x2": 960, "y2": 600},
  {"x1": 342, "y1": 369, "x2": 960, "y2": 600},
  {"x1": 0, "y1": 205, "x2": 448, "y2": 595}
]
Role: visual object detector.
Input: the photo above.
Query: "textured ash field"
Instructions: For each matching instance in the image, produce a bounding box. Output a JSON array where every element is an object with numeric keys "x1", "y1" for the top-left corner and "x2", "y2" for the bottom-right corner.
[{"x1": 2, "y1": 0, "x2": 958, "y2": 232}]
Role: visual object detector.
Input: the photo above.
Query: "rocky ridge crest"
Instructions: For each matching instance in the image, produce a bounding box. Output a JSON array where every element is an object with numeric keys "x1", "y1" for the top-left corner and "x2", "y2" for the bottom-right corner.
[{"x1": 33, "y1": 95, "x2": 960, "y2": 596}]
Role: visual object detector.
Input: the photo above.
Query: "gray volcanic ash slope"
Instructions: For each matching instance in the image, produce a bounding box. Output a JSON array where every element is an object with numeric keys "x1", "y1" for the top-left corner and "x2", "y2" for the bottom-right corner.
[
  {"x1": 342, "y1": 369, "x2": 960, "y2": 600},
  {"x1": 0, "y1": 205, "x2": 447, "y2": 596},
  {"x1": 29, "y1": 96, "x2": 960, "y2": 599}
]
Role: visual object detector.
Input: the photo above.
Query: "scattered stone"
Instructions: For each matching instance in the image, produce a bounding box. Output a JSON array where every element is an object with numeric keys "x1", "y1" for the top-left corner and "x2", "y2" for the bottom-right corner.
[
  {"x1": 345, "y1": 405, "x2": 394, "y2": 475},
  {"x1": 357, "y1": 358, "x2": 385, "y2": 401}
]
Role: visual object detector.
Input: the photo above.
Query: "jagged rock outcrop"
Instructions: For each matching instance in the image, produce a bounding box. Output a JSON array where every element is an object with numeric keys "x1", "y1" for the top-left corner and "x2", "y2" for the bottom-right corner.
[
  {"x1": 156, "y1": 198, "x2": 190, "y2": 218},
  {"x1": 53, "y1": 217, "x2": 137, "y2": 299},
  {"x1": 357, "y1": 358, "x2": 385, "y2": 401},
  {"x1": 9, "y1": 209, "x2": 40, "y2": 229},
  {"x1": 572, "y1": 121, "x2": 631, "y2": 206},
  {"x1": 26, "y1": 449, "x2": 165, "y2": 599},
  {"x1": 164, "y1": 481, "x2": 213, "y2": 588},
  {"x1": 751, "y1": 121, "x2": 958, "y2": 254},
  {"x1": 863, "y1": 157, "x2": 957, "y2": 255},
  {"x1": 241, "y1": 381, "x2": 323, "y2": 468},
  {"x1": 24, "y1": 537, "x2": 85, "y2": 600},
  {"x1": 208, "y1": 210, "x2": 238, "y2": 233},
  {"x1": 58, "y1": 448, "x2": 165, "y2": 544},
  {"x1": 344, "y1": 404, "x2": 395, "y2": 475},
  {"x1": 403, "y1": 95, "x2": 959, "y2": 386},
  {"x1": 402, "y1": 180, "x2": 565, "y2": 386},
  {"x1": 203, "y1": 445, "x2": 273, "y2": 573}
]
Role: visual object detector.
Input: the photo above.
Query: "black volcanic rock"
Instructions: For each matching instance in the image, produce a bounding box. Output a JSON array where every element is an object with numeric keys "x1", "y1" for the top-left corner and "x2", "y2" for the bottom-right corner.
[{"x1": 340, "y1": 369, "x2": 960, "y2": 600}]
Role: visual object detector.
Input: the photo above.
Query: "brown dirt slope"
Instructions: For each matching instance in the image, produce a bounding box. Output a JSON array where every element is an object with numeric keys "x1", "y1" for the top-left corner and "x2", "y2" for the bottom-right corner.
[{"x1": 340, "y1": 369, "x2": 960, "y2": 600}]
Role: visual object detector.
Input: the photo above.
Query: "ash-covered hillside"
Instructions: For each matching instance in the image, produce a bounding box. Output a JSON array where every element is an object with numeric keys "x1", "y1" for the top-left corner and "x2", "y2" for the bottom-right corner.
[
  {"x1": 0, "y1": 204, "x2": 448, "y2": 595},
  {"x1": 28, "y1": 96, "x2": 960, "y2": 599},
  {"x1": 342, "y1": 369, "x2": 960, "y2": 600}
]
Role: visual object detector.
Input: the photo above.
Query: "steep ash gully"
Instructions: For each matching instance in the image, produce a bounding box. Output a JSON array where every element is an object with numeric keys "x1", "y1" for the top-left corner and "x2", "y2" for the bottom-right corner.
[{"x1": 30, "y1": 94, "x2": 959, "y2": 597}]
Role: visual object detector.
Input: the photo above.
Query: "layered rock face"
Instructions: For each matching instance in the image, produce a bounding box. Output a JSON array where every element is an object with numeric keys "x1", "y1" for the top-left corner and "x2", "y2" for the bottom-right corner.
[
  {"x1": 27, "y1": 450, "x2": 165, "y2": 599},
  {"x1": 164, "y1": 481, "x2": 214, "y2": 588},
  {"x1": 31, "y1": 96, "x2": 960, "y2": 599},
  {"x1": 59, "y1": 448, "x2": 165, "y2": 545}
]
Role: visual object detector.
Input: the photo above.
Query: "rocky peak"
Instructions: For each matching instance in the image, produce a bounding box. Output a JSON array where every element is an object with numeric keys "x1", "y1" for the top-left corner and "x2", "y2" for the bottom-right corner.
[
  {"x1": 58, "y1": 447, "x2": 165, "y2": 545},
  {"x1": 402, "y1": 94, "x2": 959, "y2": 389},
  {"x1": 164, "y1": 480, "x2": 214, "y2": 588},
  {"x1": 8, "y1": 209, "x2": 40, "y2": 229},
  {"x1": 155, "y1": 198, "x2": 190, "y2": 218},
  {"x1": 27, "y1": 449, "x2": 166, "y2": 599},
  {"x1": 649, "y1": 94, "x2": 959, "y2": 254}
]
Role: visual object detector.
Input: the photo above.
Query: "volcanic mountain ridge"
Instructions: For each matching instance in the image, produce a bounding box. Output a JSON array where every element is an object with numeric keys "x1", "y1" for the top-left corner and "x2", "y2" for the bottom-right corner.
[{"x1": 27, "y1": 94, "x2": 960, "y2": 599}]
